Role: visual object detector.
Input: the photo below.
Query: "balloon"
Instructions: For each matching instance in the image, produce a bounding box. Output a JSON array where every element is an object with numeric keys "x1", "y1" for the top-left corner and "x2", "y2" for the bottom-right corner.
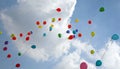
[
  {"x1": 3, "y1": 47, "x2": 7, "y2": 51},
  {"x1": 99, "y1": 7, "x2": 105, "y2": 12},
  {"x1": 75, "y1": 29, "x2": 78, "y2": 32},
  {"x1": 43, "y1": 21, "x2": 47, "y2": 25},
  {"x1": 80, "y1": 62, "x2": 88, "y2": 69},
  {"x1": 27, "y1": 32, "x2": 31, "y2": 35},
  {"x1": 43, "y1": 33, "x2": 46, "y2": 37},
  {"x1": 31, "y1": 45, "x2": 36, "y2": 49},
  {"x1": 7, "y1": 54, "x2": 12, "y2": 59},
  {"x1": 56, "y1": 8, "x2": 61, "y2": 12},
  {"x1": 66, "y1": 30, "x2": 70, "y2": 34},
  {"x1": 88, "y1": 20, "x2": 92, "y2": 24},
  {"x1": 96, "y1": 60, "x2": 102, "y2": 66},
  {"x1": 19, "y1": 33, "x2": 23, "y2": 37},
  {"x1": 90, "y1": 50, "x2": 95, "y2": 54},
  {"x1": 68, "y1": 35, "x2": 74, "y2": 40},
  {"x1": 26, "y1": 36, "x2": 30, "y2": 41},
  {"x1": 78, "y1": 33, "x2": 82, "y2": 37},
  {"x1": 68, "y1": 24, "x2": 72, "y2": 29},
  {"x1": 49, "y1": 26, "x2": 52, "y2": 31},
  {"x1": 91, "y1": 32, "x2": 95, "y2": 37},
  {"x1": 10, "y1": 34, "x2": 15, "y2": 38},
  {"x1": 58, "y1": 33, "x2": 62, "y2": 38},
  {"x1": 75, "y1": 18, "x2": 79, "y2": 23},
  {"x1": 4, "y1": 41, "x2": 8, "y2": 45},
  {"x1": 58, "y1": 18, "x2": 61, "y2": 21},
  {"x1": 36, "y1": 21, "x2": 40, "y2": 25},
  {"x1": 16, "y1": 63, "x2": 20, "y2": 68},
  {"x1": 0, "y1": 31, "x2": 2, "y2": 35},
  {"x1": 51, "y1": 24, "x2": 54, "y2": 28},
  {"x1": 72, "y1": 30, "x2": 76, "y2": 34},
  {"x1": 52, "y1": 18, "x2": 56, "y2": 22},
  {"x1": 18, "y1": 52, "x2": 22, "y2": 56},
  {"x1": 12, "y1": 36, "x2": 17, "y2": 40},
  {"x1": 111, "y1": 34, "x2": 119, "y2": 40},
  {"x1": 38, "y1": 25, "x2": 43, "y2": 29}
]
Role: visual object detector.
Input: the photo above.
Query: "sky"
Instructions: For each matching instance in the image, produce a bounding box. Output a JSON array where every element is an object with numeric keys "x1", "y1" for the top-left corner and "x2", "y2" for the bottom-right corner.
[{"x1": 0, "y1": 0, "x2": 120, "y2": 69}]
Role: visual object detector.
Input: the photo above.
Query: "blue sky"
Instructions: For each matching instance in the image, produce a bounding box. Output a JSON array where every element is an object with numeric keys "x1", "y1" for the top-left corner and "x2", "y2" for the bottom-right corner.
[{"x1": 0, "y1": 0, "x2": 120, "y2": 69}]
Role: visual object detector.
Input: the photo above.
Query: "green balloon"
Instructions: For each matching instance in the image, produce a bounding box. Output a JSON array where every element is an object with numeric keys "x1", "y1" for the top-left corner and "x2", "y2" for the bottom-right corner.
[
  {"x1": 58, "y1": 33, "x2": 62, "y2": 38},
  {"x1": 90, "y1": 50, "x2": 95, "y2": 54},
  {"x1": 0, "y1": 31, "x2": 2, "y2": 35},
  {"x1": 52, "y1": 18, "x2": 56, "y2": 22},
  {"x1": 96, "y1": 60, "x2": 102, "y2": 66},
  {"x1": 18, "y1": 52, "x2": 22, "y2": 56},
  {"x1": 99, "y1": 7, "x2": 105, "y2": 12}
]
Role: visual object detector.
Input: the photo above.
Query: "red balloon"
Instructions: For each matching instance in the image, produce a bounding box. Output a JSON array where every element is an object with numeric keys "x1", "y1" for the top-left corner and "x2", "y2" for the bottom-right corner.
[
  {"x1": 16, "y1": 63, "x2": 20, "y2": 68},
  {"x1": 7, "y1": 54, "x2": 11, "y2": 58},
  {"x1": 88, "y1": 20, "x2": 92, "y2": 24},
  {"x1": 26, "y1": 36, "x2": 30, "y2": 41},
  {"x1": 58, "y1": 18, "x2": 61, "y2": 21},
  {"x1": 78, "y1": 33, "x2": 82, "y2": 37},
  {"x1": 36, "y1": 21, "x2": 40, "y2": 25},
  {"x1": 80, "y1": 62, "x2": 88, "y2": 69},
  {"x1": 19, "y1": 33, "x2": 23, "y2": 37},
  {"x1": 27, "y1": 32, "x2": 31, "y2": 35},
  {"x1": 43, "y1": 21, "x2": 47, "y2": 25},
  {"x1": 68, "y1": 35, "x2": 74, "y2": 40},
  {"x1": 68, "y1": 24, "x2": 72, "y2": 29},
  {"x1": 3, "y1": 47, "x2": 7, "y2": 51},
  {"x1": 12, "y1": 36, "x2": 17, "y2": 40},
  {"x1": 56, "y1": 8, "x2": 61, "y2": 12}
]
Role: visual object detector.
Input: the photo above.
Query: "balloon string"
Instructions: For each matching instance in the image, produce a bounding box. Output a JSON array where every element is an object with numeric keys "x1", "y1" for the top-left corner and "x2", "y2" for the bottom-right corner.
[{"x1": 101, "y1": 40, "x2": 113, "y2": 59}]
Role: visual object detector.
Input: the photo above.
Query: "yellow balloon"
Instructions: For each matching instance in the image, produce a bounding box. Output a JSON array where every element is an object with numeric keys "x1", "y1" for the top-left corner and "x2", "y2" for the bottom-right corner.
[
  {"x1": 50, "y1": 24, "x2": 54, "y2": 28},
  {"x1": 11, "y1": 34, "x2": 15, "y2": 38},
  {"x1": 0, "y1": 31, "x2": 2, "y2": 35},
  {"x1": 75, "y1": 18, "x2": 79, "y2": 23},
  {"x1": 38, "y1": 25, "x2": 42, "y2": 29},
  {"x1": 91, "y1": 32, "x2": 95, "y2": 37},
  {"x1": 52, "y1": 18, "x2": 56, "y2": 22},
  {"x1": 90, "y1": 50, "x2": 95, "y2": 54}
]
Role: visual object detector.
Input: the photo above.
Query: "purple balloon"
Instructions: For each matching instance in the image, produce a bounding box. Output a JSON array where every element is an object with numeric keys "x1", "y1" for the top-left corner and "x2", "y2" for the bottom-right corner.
[{"x1": 80, "y1": 62, "x2": 88, "y2": 69}]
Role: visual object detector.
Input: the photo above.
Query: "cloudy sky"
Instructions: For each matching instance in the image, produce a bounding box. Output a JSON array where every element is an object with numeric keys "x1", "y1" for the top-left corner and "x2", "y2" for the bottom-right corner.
[{"x1": 0, "y1": 0, "x2": 120, "y2": 69}]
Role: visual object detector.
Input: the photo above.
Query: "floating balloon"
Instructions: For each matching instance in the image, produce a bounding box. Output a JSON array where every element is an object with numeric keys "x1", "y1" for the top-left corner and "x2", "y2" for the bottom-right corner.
[
  {"x1": 88, "y1": 20, "x2": 92, "y2": 24},
  {"x1": 78, "y1": 33, "x2": 82, "y2": 37},
  {"x1": 91, "y1": 32, "x2": 95, "y2": 37},
  {"x1": 56, "y1": 8, "x2": 61, "y2": 12},
  {"x1": 27, "y1": 32, "x2": 31, "y2": 35},
  {"x1": 68, "y1": 24, "x2": 72, "y2": 29},
  {"x1": 58, "y1": 18, "x2": 61, "y2": 21},
  {"x1": 75, "y1": 18, "x2": 79, "y2": 23},
  {"x1": 7, "y1": 54, "x2": 12, "y2": 59},
  {"x1": 36, "y1": 21, "x2": 40, "y2": 25},
  {"x1": 18, "y1": 52, "x2": 22, "y2": 56},
  {"x1": 49, "y1": 26, "x2": 52, "y2": 31},
  {"x1": 16, "y1": 63, "x2": 20, "y2": 68},
  {"x1": 68, "y1": 35, "x2": 74, "y2": 40},
  {"x1": 111, "y1": 34, "x2": 119, "y2": 40},
  {"x1": 96, "y1": 60, "x2": 102, "y2": 66},
  {"x1": 90, "y1": 50, "x2": 95, "y2": 54},
  {"x1": 31, "y1": 45, "x2": 36, "y2": 49},
  {"x1": 52, "y1": 18, "x2": 56, "y2": 22},
  {"x1": 43, "y1": 21, "x2": 47, "y2": 25},
  {"x1": 75, "y1": 29, "x2": 78, "y2": 32},
  {"x1": 66, "y1": 30, "x2": 70, "y2": 34},
  {"x1": 38, "y1": 25, "x2": 43, "y2": 29},
  {"x1": 0, "y1": 31, "x2": 2, "y2": 35},
  {"x1": 26, "y1": 36, "x2": 30, "y2": 41},
  {"x1": 3, "y1": 47, "x2": 7, "y2": 51},
  {"x1": 99, "y1": 7, "x2": 105, "y2": 12},
  {"x1": 4, "y1": 41, "x2": 8, "y2": 45},
  {"x1": 80, "y1": 62, "x2": 88, "y2": 69},
  {"x1": 12, "y1": 36, "x2": 17, "y2": 40},
  {"x1": 43, "y1": 33, "x2": 46, "y2": 37},
  {"x1": 72, "y1": 30, "x2": 76, "y2": 34},
  {"x1": 30, "y1": 31, "x2": 33, "y2": 34},
  {"x1": 11, "y1": 34, "x2": 15, "y2": 38},
  {"x1": 19, "y1": 33, "x2": 23, "y2": 37},
  {"x1": 58, "y1": 33, "x2": 62, "y2": 38}
]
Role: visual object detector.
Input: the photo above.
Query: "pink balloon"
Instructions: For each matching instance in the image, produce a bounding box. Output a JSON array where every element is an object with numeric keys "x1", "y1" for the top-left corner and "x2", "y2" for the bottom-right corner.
[{"x1": 80, "y1": 62, "x2": 88, "y2": 69}]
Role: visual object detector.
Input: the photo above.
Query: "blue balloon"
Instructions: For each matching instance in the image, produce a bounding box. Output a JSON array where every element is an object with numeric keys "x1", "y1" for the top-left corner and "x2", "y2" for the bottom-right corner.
[
  {"x1": 66, "y1": 30, "x2": 70, "y2": 34},
  {"x1": 31, "y1": 45, "x2": 36, "y2": 49},
  {"x1": 4, "y1": 41, "x2": 8, "y2": 45},
  {"x1": 43, "y1": 33, "x2": 46, "y2": 37},
  {"x1": 75, "y1": 29, "x2": 78, "y2": 32},
  {"x1": 49, "y1": 27, "x2": 52, "y2": 31},
  {"x1": 112, "y1": 34, "x2": 119, "y2": 40},
  {"x1": 96, "y1": 60, "x2": 102, "y2": 66}
]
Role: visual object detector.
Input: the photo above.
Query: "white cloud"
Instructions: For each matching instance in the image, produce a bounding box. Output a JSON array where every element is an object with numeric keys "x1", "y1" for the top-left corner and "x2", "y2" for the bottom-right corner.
[{"x1": 0, "y1": 0, "x2": 77, "y2": 61}]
